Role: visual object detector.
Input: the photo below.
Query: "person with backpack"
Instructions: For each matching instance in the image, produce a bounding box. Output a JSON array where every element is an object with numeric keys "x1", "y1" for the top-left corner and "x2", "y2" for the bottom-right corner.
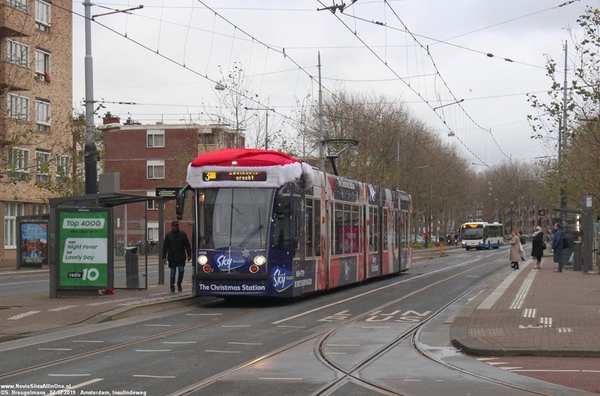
[
  {"x1": 531, "y1": 226, "x2": 546, "y2": 269},
  {"x1": 551, "y1": 223, "x2": 565, "y2": 273}
]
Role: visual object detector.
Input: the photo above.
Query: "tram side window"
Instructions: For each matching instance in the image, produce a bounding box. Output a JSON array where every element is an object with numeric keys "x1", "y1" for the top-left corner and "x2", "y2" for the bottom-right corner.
[
  {"x1": 383, "y1": 208, "x2": 389, "y2": 250},
  {"x1": 273, "y1": 194, "x2": 291, "y2": 250},
  {"x1": 293, "y1": 195, "x2": 302, "y2": 257},
  {"x1": 314, "y1": 200, "x2": 321, "y2": 256},
  {"x1": 349, "y1": 205, "x2": 360, "y2": 253},
  {"x1": 370, "y1": 206, "x2": 378, "y2": 252},
  {"x1": 334, "y1": 203, "x2": 344, "y2": 255},
  {"x1": 306, "y1": 199, "x2": 313, "y2": 257},
  {"x1": 394, "y1": 209, "x2": 400, "y2": 250}
]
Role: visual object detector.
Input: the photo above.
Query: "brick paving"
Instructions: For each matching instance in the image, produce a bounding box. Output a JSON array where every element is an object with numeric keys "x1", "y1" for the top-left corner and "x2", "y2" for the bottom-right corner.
[{"x1": 452, "y1": 256, "x2": 600, "y2": 357}]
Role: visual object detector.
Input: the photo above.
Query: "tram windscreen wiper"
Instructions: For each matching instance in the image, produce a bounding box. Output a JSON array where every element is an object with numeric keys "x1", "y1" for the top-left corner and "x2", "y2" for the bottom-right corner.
[{"x1": 239, "y1": 224, "x2": 264, "y2": 248}]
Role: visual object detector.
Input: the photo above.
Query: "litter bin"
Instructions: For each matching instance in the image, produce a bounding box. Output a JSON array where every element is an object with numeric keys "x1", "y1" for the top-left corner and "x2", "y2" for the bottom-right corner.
[
  {"x1": 572, "y1": 241, "x2": 582, "y2": 271},
  {"x1": 125, "y1": 246, "x2": 139, "y2": 289}
]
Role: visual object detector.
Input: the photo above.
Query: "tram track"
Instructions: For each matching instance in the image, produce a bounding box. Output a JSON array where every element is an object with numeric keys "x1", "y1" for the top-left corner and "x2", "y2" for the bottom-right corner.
[
  {"x1": 166, "y1": 259, "x2": 511, "y2": 395},
  {"x1": 0, "y1": 307, "x2": 263, "y2": 382}
]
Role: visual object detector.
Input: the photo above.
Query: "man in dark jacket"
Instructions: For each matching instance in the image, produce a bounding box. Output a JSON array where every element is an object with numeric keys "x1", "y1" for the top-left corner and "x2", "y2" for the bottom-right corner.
[
  {"x1": 162, "y1": 220, "x2": 191, "y2": 293},
  {"x1": 551, "y1": 222, "x2": 565, "y2": 273}
]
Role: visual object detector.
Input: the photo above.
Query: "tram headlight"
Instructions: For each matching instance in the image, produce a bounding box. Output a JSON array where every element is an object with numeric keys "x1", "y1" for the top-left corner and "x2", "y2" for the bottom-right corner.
[
  {"x1": 253, "y1": 255, "x2": 266, "y2": 266},
  {"x1": 197, "y1": 255, "x2": 208, "y2": 265}
]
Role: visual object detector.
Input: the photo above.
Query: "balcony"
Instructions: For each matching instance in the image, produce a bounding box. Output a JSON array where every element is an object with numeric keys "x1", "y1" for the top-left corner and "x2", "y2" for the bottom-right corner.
[
  {"x1": 0, "y1": 3, "x2": 34, "y2": 38},
  {"x1": 0, "y1": 61, "x2": 32, "y2": 91}
]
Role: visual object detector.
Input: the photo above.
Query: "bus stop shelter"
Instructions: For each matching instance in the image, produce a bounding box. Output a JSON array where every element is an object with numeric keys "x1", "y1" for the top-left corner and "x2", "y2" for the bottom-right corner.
[{"x1": 48, "y1": 192, "x2": 175, "y2": 298}]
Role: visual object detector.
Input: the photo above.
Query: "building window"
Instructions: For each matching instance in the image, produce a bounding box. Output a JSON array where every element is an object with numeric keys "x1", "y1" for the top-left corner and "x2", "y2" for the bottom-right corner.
[
  {"x1": 147, "y1": 160, "x2": 165, "y2": 179},
  {"x1": 35, "y1": 49, "x2": 51, "y2": 81},
  {"x1": 7, "y1": 94, "x2": 29, "y2": 121},
  {"x1": 147, "y1": 130, "x2": 165, "y2": 148},
  {"x1": 8, "y1": 0, "x2": 28, "y2": 12},
  {"x1": 7, "y1": 40, "x2": 29, "y2": 67},
  {"x1": 147, "y1": 190, "x2": 158, "y2": 210},
  {"x1": 35, "y1": 0, "x2": 51, "y2": 32},
  {"x1": 35, "y1": 150, "x2": 50, "y2": 182},
  {"x1": 33, "y1": 204, "x2": 48, "y2": 214},
  {"x1": 8, "y1": 147, "x2": 30, "y2": 179},
  {"x1": 147, "y1": 222, "x2": 159, "y2": 242},
  {"x1": 4, "y1": 202, "x2": 24, "y2": 249},
  {"x1": 35, "y1": 100, "x2": 51, "y2": 132},
  {"x1": 56, "y1": 155, "x2": 70, "y2": 183}
]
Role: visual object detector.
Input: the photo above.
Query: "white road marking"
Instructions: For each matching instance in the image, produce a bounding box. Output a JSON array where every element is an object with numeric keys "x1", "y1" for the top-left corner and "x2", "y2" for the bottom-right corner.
[
  {"x1": 48, "y1": 374, "x2": 91, "y2": 377},
  {"x1": 500, "y1": 367, "x2": 523, "y2": 370},
  {"x1": 523, "y1": 308, "x2": 536, "y2": 318},
  {"x1": 327, "y1": 344, "x2": 360, "y2": 347},
  {"x1": 73, "y1": 340, "x2": 104, "y2": 343},
  {"x1": 0, "y1": 280, "x2": 47, "y2": 286},
  {"x1": 136, "y1": 349, "x2": 172, "y2": 352},
  {"x1": 487, "y1": 362, "x2": 510, "y2": 366},
  {"x1": 163, "y1": 341, "x2": 197, "y2": 344},
  {"x1": 403, "y1": 379, "x2": 422, "y2": 382},
  {"x1": 510, "y1": 270, "x2": 536, "y2": 309},
  {"x1": 259, "y1": 377, "x2": 303, "y2": 381},
  {"x1": 186, "y1": 313, "x2": 223, "y2": 316},
  {"x1": 476, "y1": 358, "x2": 499, "y2": 361},
  {"x1": 557, "y1": 327, "x2": 573, "y2": 333},
  {"x1": 47, "y1": 378, "x2": 104, "y2": 396},
  {"x1": 145, "y1": 324, "x2": 172, "y2": 327},
  {"x1": 205, "y1": 350, "x2": 241, "y2": 353},
  {"x1": 49, "y1": 305, "x2": 78, "y2": 312},
  {"x1": 38, "y1": 348, "x2": 72, "y2": 351},
  {"x1": 539, "y1": 317, "x2": 553, "y2": 327},
  {"x1": 272, "y1": 262, "x2": 481, "y2": 324},
  {"x1": 8, "y1": 311, "x2": 40, "y2": 320},
  {"x1": 133, "y1": 374, "x2": 176, "y2": 378},
  {"x1": 326, "y1": 352, "x2": 347, "y2": 355},
  {"x1": 229, "y1": 342, "x2": 262, "y2": 345},
  {"x1": 222, "y1": 325, "x2": 251, "y2": 328},
  {"x1": 276, "y1": 325, "x2": 306, "y2": 329}
]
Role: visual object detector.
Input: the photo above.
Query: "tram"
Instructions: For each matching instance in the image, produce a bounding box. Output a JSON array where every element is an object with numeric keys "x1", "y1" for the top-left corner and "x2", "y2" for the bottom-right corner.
[{"x1": 176, "y1": 148, "x2": 412, "y2": 299}]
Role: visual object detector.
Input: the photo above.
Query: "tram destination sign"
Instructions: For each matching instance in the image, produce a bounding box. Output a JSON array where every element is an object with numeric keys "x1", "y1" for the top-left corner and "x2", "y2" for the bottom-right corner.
[{"x1": 203, "y1": 171, "x2": 267, "y2": 182}]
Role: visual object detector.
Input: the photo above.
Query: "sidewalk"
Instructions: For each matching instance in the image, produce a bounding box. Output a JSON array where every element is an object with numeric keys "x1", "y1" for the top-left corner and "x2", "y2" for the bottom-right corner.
[
  {"x1": 451, "y1": 256, "x2": 600, "y2": 357},
  {"x1": 0, "y1": 263, "x2": 197, "y2": 343}
]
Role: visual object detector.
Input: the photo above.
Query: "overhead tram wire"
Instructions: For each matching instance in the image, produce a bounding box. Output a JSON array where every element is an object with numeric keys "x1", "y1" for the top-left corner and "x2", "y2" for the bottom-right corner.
[{"x1": 315, "y1": 0, "x2": 500, "y2": 166}]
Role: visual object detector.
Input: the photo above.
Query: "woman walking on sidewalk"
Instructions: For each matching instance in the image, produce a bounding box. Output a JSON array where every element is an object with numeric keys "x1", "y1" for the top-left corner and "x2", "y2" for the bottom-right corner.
[
  {"x1": 531, "y1": 226, "x2": 545, "y2": 269},
  {"x1": 509, "y1": 230, "x2": 521, "y2": 270}
]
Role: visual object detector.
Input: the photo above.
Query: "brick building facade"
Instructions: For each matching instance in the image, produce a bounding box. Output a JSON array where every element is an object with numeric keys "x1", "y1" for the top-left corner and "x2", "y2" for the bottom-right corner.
[
  {"x1": 102, "y1": 114, "x2": 243, "y2": 245},
  {"x1": 0, "y1": 0, "x2": 72, "y2": 262}
]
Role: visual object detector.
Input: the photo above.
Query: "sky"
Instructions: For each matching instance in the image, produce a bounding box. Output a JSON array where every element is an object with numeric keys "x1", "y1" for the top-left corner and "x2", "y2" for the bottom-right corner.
[{"x1": 71, "y1": 0, "x2": 599, "y2": 168}]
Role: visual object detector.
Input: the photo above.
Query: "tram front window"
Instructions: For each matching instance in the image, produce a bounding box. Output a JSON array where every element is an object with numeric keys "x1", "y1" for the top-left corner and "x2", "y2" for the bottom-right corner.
[{"x1": 199, "y1": 188, "x2": 274, "y2": 250}]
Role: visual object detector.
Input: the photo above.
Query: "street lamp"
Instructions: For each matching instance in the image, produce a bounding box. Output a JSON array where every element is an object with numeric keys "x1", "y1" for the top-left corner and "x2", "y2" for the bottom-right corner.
[
  {"x1": 83, "y1": 2, "x2": 142, "y2": 194},
  {"x1": 244, "y1": 106, "x2": 274, "y2": 149}
]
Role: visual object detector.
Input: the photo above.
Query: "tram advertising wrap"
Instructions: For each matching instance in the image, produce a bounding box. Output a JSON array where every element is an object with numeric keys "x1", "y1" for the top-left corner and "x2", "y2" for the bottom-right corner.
[{"x1": 181, "y1": 148, "x2": 412, "y2": 299}]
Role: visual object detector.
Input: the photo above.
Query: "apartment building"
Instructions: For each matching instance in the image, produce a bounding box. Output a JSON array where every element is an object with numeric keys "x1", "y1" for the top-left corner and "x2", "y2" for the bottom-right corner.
[
  {"x1": 102, "y1": 114, "x2": 244, "y2": 245},
  {"x1": 0, "y1": 0, "x2": 72, "y2": 262}
]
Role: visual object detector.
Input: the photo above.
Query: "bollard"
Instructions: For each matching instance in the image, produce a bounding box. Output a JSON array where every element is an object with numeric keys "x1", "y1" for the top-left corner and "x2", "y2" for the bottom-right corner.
[{"x1": 573, "y1": 241, "x2": 582, "y2": 271}]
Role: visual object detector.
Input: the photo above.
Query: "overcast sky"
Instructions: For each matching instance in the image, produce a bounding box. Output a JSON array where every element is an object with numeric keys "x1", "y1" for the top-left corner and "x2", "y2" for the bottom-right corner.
[{"x1": 71, "y1": 0, "x2": 598, "y2": 167}]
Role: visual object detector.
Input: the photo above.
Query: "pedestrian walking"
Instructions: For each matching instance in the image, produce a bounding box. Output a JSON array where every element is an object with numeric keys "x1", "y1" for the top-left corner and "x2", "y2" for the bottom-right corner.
[
  {"x1": 518, "y1": 231, "x2": 526, "y2": 261},
  {"x1": 509, "y1": 230, "x2": 521, "y2": 270},
  {"x1": 551, "y1": 222, "x2": 565, "y2": 273},
  {"x1": 531, "y1": 226, "x2": 546, "y2": 269},
  {"x1": 162, "y1": 220, "x2": 192, "y2": 293}
]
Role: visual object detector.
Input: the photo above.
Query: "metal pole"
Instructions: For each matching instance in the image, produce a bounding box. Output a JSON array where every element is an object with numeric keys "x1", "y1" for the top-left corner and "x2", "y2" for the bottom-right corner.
[
  {"x1": 84, "y1": 1, "x2": 97, "y2": 195},
  {"x1": 318, "y1": 52, "x2": 324, "y2": 171},
  {"x1": 265, "y1": 111, "x2": 269, "y2": 150},
  {"x1": 560, "y1": 41, "x2": 568, "y2": 209}
]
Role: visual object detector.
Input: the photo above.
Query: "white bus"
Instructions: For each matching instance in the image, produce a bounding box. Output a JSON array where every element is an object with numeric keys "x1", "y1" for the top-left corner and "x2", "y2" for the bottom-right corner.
[{"x1": 460, "y1": 222, "x2": 504, "y2": 250}]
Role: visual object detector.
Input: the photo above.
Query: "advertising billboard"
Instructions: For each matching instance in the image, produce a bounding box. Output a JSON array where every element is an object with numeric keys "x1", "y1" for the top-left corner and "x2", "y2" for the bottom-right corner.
[
  {"x1": 58, "y1": 209, "x2": 113, "y2": 289},
  {"x1": 18, "y1": 220, "x2": 48, "y2": 267}
]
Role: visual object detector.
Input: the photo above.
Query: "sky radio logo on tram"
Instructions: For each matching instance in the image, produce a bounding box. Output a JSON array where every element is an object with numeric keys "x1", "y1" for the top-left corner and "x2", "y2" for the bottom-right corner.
[
  {"x1": 272, "y1": 267, "x2": 294, "y2": 292},
  {"x1": 215, "y1": 253, "x2": 245, "y2": 271}
]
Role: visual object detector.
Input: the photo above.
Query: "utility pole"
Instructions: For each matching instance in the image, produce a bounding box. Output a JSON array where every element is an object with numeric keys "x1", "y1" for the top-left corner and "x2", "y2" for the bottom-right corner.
[
  {"x1": 83, "y1": 3, "x2": 143, "y2": 195},
  {"x1": 560, "y1": 41, "x2": 568, "y2": 209},
  {"x1": 83, "y1": 1, "x2": 96, "y2": 195},
  {"x1": 318, "y1": 52, "x2": 325, "y2": 171}
]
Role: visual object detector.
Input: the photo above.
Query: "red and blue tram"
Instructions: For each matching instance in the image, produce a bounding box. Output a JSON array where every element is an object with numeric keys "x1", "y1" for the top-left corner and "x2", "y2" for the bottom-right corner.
[{"x1": 177, "y1": 148, "x2": 412, "y2": 299}]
